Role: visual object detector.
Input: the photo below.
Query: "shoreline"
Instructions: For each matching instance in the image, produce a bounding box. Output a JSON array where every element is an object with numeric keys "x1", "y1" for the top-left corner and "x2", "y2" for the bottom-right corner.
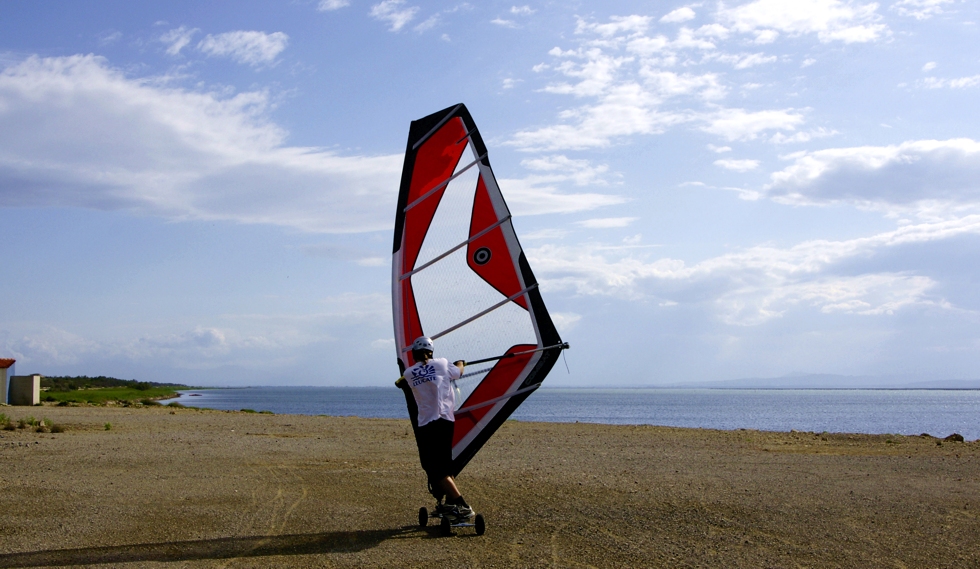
[{"x1": 1, "y1": 406, "x2": 977, "y2": 568}]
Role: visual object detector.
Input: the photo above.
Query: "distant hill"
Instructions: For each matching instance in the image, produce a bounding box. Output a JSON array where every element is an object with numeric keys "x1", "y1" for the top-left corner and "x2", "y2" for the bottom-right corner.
[
  {"x1": 41, "y1": 376, "x2": 191, "y2": 392},
  {"x1": 659, "y1": 374, "x2": 980, "y2": 389}
]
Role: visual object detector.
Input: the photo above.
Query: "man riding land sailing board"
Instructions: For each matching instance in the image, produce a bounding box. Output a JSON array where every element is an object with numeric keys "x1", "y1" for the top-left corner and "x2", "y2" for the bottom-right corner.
[{"x1": 391, "y1": 104, "x2": 569, "y2": 535}]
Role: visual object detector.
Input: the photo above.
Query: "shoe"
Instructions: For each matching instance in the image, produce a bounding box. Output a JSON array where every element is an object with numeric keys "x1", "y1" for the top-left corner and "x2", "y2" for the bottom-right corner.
[
  {"x1": 435, "y1": 502, "x2": 455, "y2": 514},
  {"x1": 453, "y1": 504, "x2": 474, "y2": 519}
]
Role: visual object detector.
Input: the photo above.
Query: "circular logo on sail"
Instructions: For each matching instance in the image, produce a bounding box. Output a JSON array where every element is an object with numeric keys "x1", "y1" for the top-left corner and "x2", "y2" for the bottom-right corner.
[{"x1": 473, "y1": 247, "x2": 492, "y2": 265}]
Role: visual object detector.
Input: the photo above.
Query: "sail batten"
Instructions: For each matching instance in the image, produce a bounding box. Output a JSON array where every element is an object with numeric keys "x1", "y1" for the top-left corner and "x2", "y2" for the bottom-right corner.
[{"x1": 392, "y1": 104, "x2": 565, "y2": 475}]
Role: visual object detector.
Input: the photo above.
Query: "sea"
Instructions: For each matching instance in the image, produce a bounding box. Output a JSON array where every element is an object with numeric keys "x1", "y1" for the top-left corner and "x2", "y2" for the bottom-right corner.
[{"x1": 164, "y1": 387, "x2": 980, "y2": 441}]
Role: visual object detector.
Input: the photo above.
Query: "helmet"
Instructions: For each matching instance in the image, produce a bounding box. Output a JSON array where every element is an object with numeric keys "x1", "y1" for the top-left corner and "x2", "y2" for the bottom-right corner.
[{"x1": 411, "y1": 336, "x2": 434, "y2": 352}]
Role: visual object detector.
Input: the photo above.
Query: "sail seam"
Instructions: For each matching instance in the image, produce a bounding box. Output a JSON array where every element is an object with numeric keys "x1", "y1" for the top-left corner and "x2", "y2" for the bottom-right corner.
[
  {"x1": 399, "y1": 215, "x2": 512, "y2": 281},
  {"x1": 403, "y1": 154, "x2": 487, "y2": 213}
]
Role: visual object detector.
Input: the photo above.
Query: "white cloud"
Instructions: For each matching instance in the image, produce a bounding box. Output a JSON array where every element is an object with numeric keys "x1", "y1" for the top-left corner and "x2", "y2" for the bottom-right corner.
[
  {"x1": 922, "y1": 61, "x2": 937, "y2": 72},
  {"x1": 491, "y1": 18, "x2": 518, "y2": 28},
  {"x1": 550, "y1": 312, "x2": 582, "y2": 333},
  {"x1": 520, "y1": 154, "x2": 610, "y2": 185},
  {"x1": 509, "y1": 87, "x2": 691, "y2": 151},
  {"x1": 708, "y1": 144, "x2": 732, "y2": 153},
  {"x1": 502, "y1": 77, "x2": 520, "y2": 89},
  {"x1": 766, "y1": 139, "x2": 980, "y2": 209},
  {"x1": 769, "y1": 127, "x2": 836, "y2": 144},
  {"x1": 512, "y1": 14, "x2": 817, "y2": 151},
  {"x1": 893, "y1": 0, "x2": 957, "y2": 20},
  {"x1": 0, "y1": 55, "x2": 402, "y2": 233},
  {"x1": 414, "y1": 15, "x2": 440, "y2": 32},
  {"x1": 98, "y1": 31, "x2": 123, "y2": 46},
  {"x1": 921, "y1": 75, "x2": 980, "y2": 89},
  {"x1": 497, "y1": 177, "x2": 627, "y2": 215},
  {"x1": 576, "y1": 15, "x2": 652, "y2": 37},
  {"x1": 717, "y1": 0, "x2": 887, "y2": 44},
  {"x1": 522, "y1": 228, "x2": 570, "y2": 240},
  {"x1": 318, "y1": 0, "x2": 350, "y2": 10},
  {"x1": 802, "y1": 57, "x2": 817, "y2": 67},
  {"x1": 577, "y1": 217, "x2": 638, "y2": 228},
  {"x1": 198, "y1": 31, "x2": 289, "y2": 67},
  {"x1": 3, "y1": 293, "x2": 393, "y2": 371},
  {"x1": 708, "y1": 52, "x2": 778, "y2": 69},
  {"x1": 370, "y1": 0, "x2": 419, "y2": 31},
  {"x1": 661, "y1": 7, "x2": 697, "y2": 23},
  {"x1": 527, "y1": 214, "x2": 976, "y2": 324},
  {"x1": 714, "y1": 158, "x2": 760, "y2": 172},
  {"x1": 511, "y1": 6, "x2": 535, "y2": 15},
  {"x1": 701, "y1": 108, "x2": 805, "y2": 141},
  {"x1": 161, "y1": 26, "x2": 199, "y2": 56}
]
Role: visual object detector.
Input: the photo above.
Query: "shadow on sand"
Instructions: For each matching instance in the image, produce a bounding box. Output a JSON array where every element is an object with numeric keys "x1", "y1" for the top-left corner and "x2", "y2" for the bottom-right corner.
[{"x1": 0, "y1": 526, "x2": 442, "y2": 567}]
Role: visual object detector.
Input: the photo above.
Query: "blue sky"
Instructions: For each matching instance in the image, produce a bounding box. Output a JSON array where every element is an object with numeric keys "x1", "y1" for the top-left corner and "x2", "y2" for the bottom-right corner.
[{"x1": 2, "y1": 0, "x2": 979, "y2": 386}]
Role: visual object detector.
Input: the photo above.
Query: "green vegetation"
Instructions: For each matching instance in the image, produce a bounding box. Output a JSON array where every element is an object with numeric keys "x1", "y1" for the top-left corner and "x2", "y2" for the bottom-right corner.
[
  {"x1": 41, "y1": 375, "x2": 188, "y2": 391},
  {"x1": 36, "y1": 376, "x2": 192, "y2": 406},
  {"x1": 41, "y1": 385, "x2": 180, "y2": 405},
  {"x1": 0, "y1": 415, "x2": 64, "y2": 433},
  {"x1": 104, "y1": 422, "x2": 112, "y2": 431}
]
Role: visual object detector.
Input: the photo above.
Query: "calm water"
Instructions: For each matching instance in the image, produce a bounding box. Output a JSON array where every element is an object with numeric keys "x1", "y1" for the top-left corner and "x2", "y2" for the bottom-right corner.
[{"x1": 165, "y1": 387, "x2": 980, "y2": 441}]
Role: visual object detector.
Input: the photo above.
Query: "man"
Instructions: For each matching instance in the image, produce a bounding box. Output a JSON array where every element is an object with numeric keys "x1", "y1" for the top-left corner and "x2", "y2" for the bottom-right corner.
[{"x1": 396, "y1": 336, "x2": 472, "y2": 517}]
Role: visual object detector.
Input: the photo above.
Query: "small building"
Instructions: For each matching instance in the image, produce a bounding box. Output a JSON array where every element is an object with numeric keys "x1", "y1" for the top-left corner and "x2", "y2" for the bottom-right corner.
[
  {"x1": 0, "y1": 359, "x2": 14, "y2": 405},
  {"x1": 9, "y1": 374, "x2": 41, "y2": 406}
]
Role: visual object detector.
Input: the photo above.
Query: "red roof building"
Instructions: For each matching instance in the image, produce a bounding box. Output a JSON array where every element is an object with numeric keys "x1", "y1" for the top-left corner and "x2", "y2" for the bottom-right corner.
[{"x1": 0, "y1": 359, "x2": 15, "y2": 369}]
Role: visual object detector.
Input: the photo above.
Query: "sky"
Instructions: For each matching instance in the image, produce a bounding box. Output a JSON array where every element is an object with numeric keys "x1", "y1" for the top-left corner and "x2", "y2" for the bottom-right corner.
[{"x1": 2, "y1": 0, "x2": 979, "y2": 387}]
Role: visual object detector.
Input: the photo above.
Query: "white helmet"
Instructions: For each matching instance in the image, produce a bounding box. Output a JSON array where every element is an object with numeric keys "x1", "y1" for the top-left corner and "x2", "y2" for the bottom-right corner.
[{"x1": 411, "y1": 336, "x2": 434, "y2": 352}]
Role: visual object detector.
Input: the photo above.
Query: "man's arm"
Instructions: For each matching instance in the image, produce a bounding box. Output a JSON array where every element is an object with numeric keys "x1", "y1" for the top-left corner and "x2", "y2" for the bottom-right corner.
[{"x1": 452, "y1": 360, "x2": 465, "y2": 375}]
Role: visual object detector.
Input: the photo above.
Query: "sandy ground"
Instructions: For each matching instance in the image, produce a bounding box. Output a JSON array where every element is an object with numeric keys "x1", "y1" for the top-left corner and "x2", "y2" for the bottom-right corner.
[{"x1": 0, "y1": 405, "x2": 977, "y2": 568}]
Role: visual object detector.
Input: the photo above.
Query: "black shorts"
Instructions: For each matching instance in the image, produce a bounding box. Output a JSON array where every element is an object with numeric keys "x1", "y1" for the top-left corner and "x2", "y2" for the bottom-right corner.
[{"x1": 417, "y1": 418, "x2": 454, "y2": 479}]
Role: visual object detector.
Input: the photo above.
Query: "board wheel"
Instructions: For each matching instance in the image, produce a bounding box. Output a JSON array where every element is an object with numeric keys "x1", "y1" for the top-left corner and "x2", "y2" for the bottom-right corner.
[
  {"x1": 474, "y1": 513, "x2": 486, "y2": 536},
  {"x1": 440, "y1": 516, "x2": 452, "y2": 536},
  {"x1": 418, "y1": 507, "x2": 428, "y2": 528}
]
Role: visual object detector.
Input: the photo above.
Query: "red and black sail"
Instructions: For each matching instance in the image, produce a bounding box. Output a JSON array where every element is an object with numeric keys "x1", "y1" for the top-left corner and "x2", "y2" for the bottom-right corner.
[{"x1": 392, "y1": 104, "x2": 564, "y2": 475}]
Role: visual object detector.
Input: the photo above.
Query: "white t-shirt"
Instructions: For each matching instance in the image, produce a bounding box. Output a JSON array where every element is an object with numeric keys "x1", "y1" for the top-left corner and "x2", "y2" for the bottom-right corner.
[{"x1": 405, "y1": 357, "x2": 461, "y2": 427}]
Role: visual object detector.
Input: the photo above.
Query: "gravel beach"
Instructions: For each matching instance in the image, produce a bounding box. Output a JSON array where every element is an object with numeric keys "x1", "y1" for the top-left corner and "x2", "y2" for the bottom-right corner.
[{"x1": 0, "y1": 405, "x2": 977, "y2": 568}]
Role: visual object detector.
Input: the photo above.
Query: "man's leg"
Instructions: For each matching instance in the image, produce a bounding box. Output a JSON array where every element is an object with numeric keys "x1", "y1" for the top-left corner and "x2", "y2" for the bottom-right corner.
[{"x1": 438, "y1": 475, "x2": 461, "y2": 499}]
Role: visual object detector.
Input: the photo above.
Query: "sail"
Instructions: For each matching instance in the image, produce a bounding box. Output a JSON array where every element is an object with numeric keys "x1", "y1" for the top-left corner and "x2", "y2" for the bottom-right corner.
[{"x1": 392, "y1": 104, "x2": 565, "y2": 475}]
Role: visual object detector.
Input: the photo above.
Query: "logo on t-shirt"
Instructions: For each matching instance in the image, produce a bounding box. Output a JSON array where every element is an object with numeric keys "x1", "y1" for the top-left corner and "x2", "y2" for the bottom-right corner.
[{"x1": 410, "y1": 364, "x2": 437, "y2": 387}]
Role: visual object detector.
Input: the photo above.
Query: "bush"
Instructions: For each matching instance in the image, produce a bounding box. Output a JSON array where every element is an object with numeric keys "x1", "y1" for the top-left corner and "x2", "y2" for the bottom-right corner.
[
  {"x1": 141, "y1": 399, "x2": 161, "y2": 406},
  {"x1": 104, "y1": 422, "x2": 112, "y2": 431},
  {"x1": 19, "y1": 416, "x2": 39, "y2": 429},
  {"x1": 50, "y1": 424, "x2": 65, "y2": 433},
  {"x1": 167, "y1": 402, "x2": 185, "y2": 409},
  {"x1": 241, "y1": 408, "x2": 257, "y2": 413}
]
